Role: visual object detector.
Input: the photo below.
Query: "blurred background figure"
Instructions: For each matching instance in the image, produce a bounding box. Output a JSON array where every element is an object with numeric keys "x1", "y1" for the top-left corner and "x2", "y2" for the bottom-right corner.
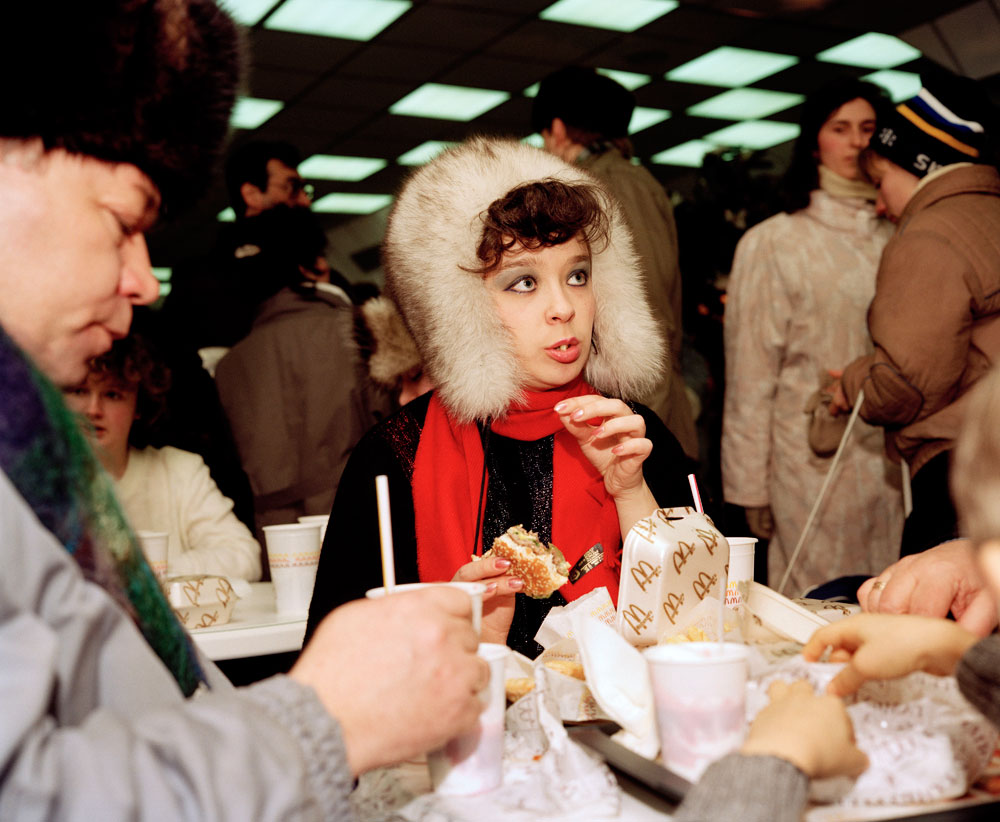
[
  {"x1": 833, "y1": 71, "x2": 1000, "y2": 559},
  {"x1": 215, "y1": 206, "x2": 390, "y2": 537},
  {"x1": 722, "y1": 78, "x2": 904, "y2": 594},
  {"x1": 532, "y1": 66, "x2": 698, "y2": 463},
  {"x1": 64, "y1": 333, "x2": 262, "y2": 581},
  {"x1": 354, "y1": 295, "x2": 434, "y2": 407},
  {"x1": 163, "y1": 140, "x2": 315, "y2": 351}
]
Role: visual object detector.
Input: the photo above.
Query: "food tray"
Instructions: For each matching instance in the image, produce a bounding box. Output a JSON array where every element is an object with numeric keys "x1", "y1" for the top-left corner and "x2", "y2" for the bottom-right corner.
[{"x1": 747, "y1": 581, "x2": 828, "y2": 644}]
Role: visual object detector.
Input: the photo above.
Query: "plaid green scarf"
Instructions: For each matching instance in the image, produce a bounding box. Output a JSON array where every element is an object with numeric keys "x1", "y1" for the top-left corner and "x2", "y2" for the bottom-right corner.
[{"x1": 0, "y1": 328, "x2": 205, "y2": 696}]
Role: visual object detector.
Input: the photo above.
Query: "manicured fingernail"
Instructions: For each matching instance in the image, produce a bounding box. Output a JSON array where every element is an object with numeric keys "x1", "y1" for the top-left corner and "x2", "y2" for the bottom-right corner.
[
  {"x1": 612, "y1": 445, "x2": 624, "y2": 454},
  {"x1": 554, "y1": 401, "x2": 568, "y2": 413},
  {"x1": 571, "y1": 409, "x2": 585, "y2": 420},
  {"x1": 485, "y1": 582, "x2": 498, "y2": 593},
  {"x1": 494, "y1": 558, "x2": 511, "y2": 570},
  {"x1": 508, "y1": 578, "x2": 524, "y2": 591}
]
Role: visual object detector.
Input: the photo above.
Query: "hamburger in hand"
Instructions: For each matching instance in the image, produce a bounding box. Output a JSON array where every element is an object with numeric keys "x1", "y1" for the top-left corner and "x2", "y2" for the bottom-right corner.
[{"x1": 482, "y1": 525, "x2": 570, "y2": 598}]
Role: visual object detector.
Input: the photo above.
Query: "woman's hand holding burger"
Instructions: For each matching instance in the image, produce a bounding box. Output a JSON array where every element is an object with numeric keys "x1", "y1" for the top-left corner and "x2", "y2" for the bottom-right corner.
[{"x1": 452, "y1": 555, "x2": 523, "y2": 644}]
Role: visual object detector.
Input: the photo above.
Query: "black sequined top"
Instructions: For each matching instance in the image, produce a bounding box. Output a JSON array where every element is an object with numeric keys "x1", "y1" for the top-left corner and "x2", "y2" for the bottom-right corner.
[{"x1": 306, "y1": 391, "x2": 691, "y2": 657}]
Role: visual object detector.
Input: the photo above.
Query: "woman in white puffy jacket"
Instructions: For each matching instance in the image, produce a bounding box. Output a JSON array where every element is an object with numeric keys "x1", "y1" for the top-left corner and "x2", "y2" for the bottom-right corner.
[{"x1": 64, "y1": 332, "x2": 262, "y2": 581}]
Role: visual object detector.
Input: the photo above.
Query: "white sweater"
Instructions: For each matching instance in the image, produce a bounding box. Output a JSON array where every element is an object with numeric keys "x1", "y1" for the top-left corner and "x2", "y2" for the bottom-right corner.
[{"x1": 116, "y1": 445, "x2": 262, "y2": 580}]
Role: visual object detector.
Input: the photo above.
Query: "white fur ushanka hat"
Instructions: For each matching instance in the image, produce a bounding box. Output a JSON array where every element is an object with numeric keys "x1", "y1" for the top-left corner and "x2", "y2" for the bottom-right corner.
[{"x1": 382, "y1": 137, "x2": 666, "y2": 423}]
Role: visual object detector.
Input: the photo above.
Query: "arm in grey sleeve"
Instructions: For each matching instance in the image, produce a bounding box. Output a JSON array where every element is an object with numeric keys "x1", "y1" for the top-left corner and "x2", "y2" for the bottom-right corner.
[
  {"x1": 0, "y1": 615, "x2": 354, "y2": 822},
  {"x1": 0, "y1": 465, "x2": 353, "y2": 822},
  {"x1": 673, "y1": 753, "x2": 809, "y2": 822}
]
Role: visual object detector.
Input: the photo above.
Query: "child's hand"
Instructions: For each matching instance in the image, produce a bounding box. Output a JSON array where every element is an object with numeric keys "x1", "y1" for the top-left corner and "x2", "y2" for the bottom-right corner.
[
  {"x1": 741, "y1": 680, "x2": 868, "y2": 779},
  {"x1": 553, "y1": 394, "x2": 651, "y2": 498},
  {"x1": 802, "y1": 613, "x2": 978, "y2": 697}
]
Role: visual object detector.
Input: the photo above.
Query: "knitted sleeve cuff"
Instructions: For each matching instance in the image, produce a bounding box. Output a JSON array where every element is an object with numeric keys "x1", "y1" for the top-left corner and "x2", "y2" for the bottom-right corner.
[
  {"x1": 673, "y1": 753, "x2": 809, "y2": 822},
  {"x1": 957, "y1": 635, "x2": 1000, "y2": 729},
  {"x1": 244, "y1": 675, "x2": 356, "y2": 821}
]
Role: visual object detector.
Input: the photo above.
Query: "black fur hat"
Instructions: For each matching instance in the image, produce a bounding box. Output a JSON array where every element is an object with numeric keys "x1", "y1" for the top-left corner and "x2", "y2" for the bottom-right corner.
[{"x1": 1, "y1": 0, "x2": 242, "y2": 213}]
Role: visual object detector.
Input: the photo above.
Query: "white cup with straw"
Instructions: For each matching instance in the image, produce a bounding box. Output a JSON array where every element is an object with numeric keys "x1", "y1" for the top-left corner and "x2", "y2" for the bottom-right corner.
[
  {"x1": 688, "y1": 473, "x2": 728, "y2": 644},
  {"x1": 366, "y1": 475, "x2": 494, "y2": 791}
]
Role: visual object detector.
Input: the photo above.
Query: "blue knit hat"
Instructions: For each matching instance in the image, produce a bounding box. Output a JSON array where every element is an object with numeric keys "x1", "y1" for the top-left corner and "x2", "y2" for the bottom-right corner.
[{"x1": 871, "y1": 72, "x2": 993, "y2": 177}]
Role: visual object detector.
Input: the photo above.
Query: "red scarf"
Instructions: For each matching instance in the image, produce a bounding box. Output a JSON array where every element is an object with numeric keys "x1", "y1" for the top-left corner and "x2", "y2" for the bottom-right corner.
[{"x1": 412, "y1": 378, "x2": 621, "y2": 604}]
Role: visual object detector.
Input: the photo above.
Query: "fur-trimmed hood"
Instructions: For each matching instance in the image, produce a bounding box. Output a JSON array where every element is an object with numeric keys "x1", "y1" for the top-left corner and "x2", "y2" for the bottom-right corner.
[
  {"x1": 359, "y1": 296, "x2": 422, "y2": 388},
  {"x1": 383, "y1": 137, "x2": 665, "y2": 423}
]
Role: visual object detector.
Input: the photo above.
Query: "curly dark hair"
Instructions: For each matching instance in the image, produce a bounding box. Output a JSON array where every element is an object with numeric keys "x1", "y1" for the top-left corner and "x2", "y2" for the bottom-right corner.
[
  {"x1": 88, "y1": 333, "x2": 172, "y2": 449},
  {"x1": 472, "y1": 179, "x2": 610, "y2": 275}
]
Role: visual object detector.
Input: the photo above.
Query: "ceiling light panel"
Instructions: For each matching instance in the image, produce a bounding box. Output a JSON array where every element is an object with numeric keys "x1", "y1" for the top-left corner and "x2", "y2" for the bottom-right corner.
[
  {"x1": 703, "y1": 120, "x2": 801, "y2": 150},
  {"x1": 397, "y1": 141, "x2": 457, "y2": 166},
  {"x1": 630, "y1": 106, "x2": 671, "y2": 133},
  {"x1": 312, "y1": 193, "x2": 395, "y2": 214},
  {"x1": 597, "y1": 68, "x2": 651, "y2": 90},
  {"x1": 666, "y1": 46, "x2": 798, "y2": 88},
  {"x1": 264, "y1": 0, "x2": 411, "y2": 41},
  {"x1": 650, "y1": 140, "x2": 717, "y2": 168},
  {"x1": 230, "y1": 97, "x2": 283, "y2": 129},
  {"x1": 522, "y1": 133, "x2": 546, "y2": 148},
  {"x1": 217, "y1": 207, "x2": 236, "y2": 223},
  {"x1": 220, "y1": 0, "x2": 278, "y2": 25},
  {"x1": 816, "y1": 33, "x2": 921, "y2": 70},
  {"x1": 389, "y1": 83, "x2": 510, "y2": 121},
  {"x1": 539, "y1": 0, "x2": 678, "y2": 33},
  {"x1": 523, "y1": 82, "x2": 541, "y2": 98},
  {"x1": 299, "y1": 154, "x2": 387, "y2": 181},
  {"x1": 863, "y1": 69, "x2": 922, "y2": 102},
  {"x1": 687, "y1": 88, "x2": 804, "y2": 120}
]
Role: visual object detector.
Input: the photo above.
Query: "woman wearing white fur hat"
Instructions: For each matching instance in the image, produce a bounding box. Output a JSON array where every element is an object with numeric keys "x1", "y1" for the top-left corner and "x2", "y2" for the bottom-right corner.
[{"x1": 307, "y1": 138, "x2": 690, "y2": 656}]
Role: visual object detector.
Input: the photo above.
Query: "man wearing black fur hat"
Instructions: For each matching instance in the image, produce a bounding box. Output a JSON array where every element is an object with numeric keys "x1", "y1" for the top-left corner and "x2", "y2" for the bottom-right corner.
[
  {"x1": 532, "y1": 66, "x2": 698, "y2": 461},
  {"x1": 830, "y1": 71, "x2": 1000, "y2": 562},
  {"x1": 0, "y1": 2, "x2": 486, "y2": 818}
]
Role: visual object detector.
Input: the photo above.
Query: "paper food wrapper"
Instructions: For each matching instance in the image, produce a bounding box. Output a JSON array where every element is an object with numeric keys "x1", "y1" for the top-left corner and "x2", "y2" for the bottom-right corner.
[
  {"x1": 751, "y1": 657, "x2": 998, "y2": 808},
  {"x1": 163, "y1": 575, "x2": 239, "y2": 630},
  {"x1": 499, "y1": 588, "x2": 617, "y2": 724},
  {"x1": 573, "y1": 612, "x2": 659, "y2": 759},
  {"x1": 616, "y1": 506, "x2": 729, "y2": 647},
  {"x1": 535, "y1": 587, "x2": 616, "y2": 650},
  {"x1": 351, "y1": 651, "x2": 622, "y2": 821}
]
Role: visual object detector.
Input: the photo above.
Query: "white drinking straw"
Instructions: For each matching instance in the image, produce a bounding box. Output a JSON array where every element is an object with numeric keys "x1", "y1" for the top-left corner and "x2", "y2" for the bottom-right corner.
[
  {"x1": 375, "y1": 475, "x2": 396, "y2": 592},
  {"x1": 687, "y1": 473, "x2": 704, "y2": 514},
  {"x1": 687, "y1": 473, "x2": 724, "y2": 643}
]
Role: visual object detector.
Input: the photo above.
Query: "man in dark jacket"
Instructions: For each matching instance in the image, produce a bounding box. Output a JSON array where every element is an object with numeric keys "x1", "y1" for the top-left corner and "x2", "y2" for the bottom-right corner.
[{"x1": 532, "y1": 67, "x2": 698, "y2": 460}]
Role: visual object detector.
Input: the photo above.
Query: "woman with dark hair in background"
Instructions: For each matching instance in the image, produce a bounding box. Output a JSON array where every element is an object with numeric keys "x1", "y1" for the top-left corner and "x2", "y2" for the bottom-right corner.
[{"x1": 721, "y1": 78, "x2": 904, "y2": 594}]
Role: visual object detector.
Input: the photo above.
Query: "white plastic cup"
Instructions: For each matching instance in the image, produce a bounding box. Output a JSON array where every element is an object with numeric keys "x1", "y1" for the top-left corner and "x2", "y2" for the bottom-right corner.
[
  {"x1": 137, "y1": 530, "x2": 169, "y2": 582},
  {"x1": 365, "y1": 581, "x2": 485, "y2": 636},
  {"x1": 725, "y1": 537, "x2": 757, "y2": 610},
  {"x1": 646, "y1": 642, "x2": 750, "y2": 781},
  {"x1": 429, "y1": 643, "x2": 508, "y2": 795},
  {"x1": 263, "y1": 523, "x2": 322, "y2": 615},
  {"x1": 297, "y1": 514, "x2": 330, "y2": 544}
]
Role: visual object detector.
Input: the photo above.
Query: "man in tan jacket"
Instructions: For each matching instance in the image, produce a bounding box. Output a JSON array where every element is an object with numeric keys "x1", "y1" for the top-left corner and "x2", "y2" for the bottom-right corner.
[
  {"x1": 832, "y1": 72, "x2": 1000, "y2": 558},
  {"x1": 532, "y1": 67, "x2": 698, "y2": 460}
]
